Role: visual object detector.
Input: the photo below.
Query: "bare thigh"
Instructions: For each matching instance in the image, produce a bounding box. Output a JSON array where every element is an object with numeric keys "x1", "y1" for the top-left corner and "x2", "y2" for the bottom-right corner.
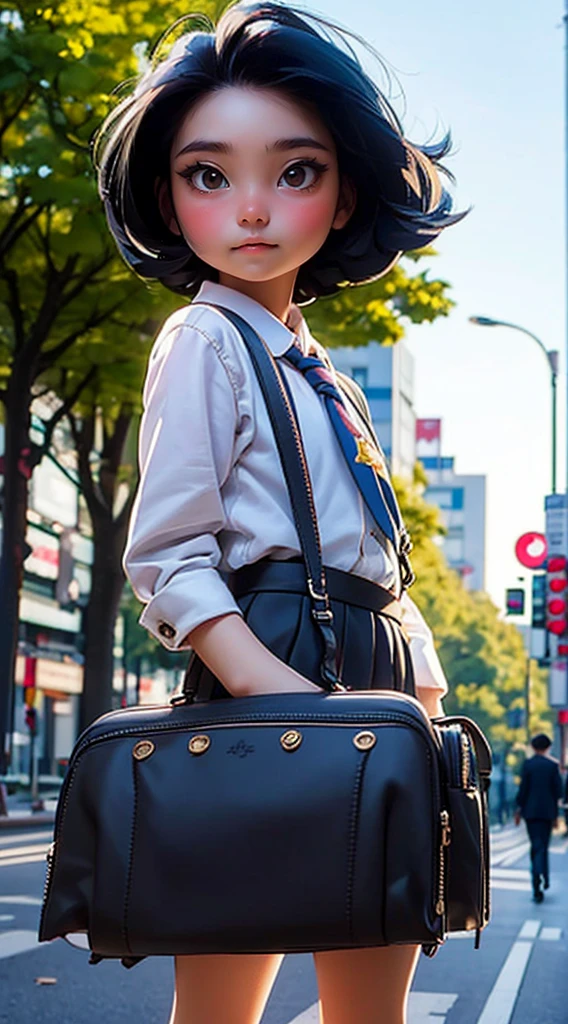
[
  {"x1": 169, "y1": 952, "x2": 285, "y2": 1024},
  {"x1": 313, "y1": 944, "x2": 421, "y2": 1024}
]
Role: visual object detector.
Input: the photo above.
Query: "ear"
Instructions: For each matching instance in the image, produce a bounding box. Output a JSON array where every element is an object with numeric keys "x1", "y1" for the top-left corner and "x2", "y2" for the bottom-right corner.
[
  {"x1": 331, "y1": 176, "x2": 357, "y2": 231},
  {"x1": 156, "y1": 177, "x2": 182, "y2": 236}
]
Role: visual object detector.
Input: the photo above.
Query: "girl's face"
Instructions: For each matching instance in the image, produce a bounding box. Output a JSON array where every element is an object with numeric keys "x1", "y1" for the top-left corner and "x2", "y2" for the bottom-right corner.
[{"x1": 165, "y1": 86, "x2": 353, "y2": 294}]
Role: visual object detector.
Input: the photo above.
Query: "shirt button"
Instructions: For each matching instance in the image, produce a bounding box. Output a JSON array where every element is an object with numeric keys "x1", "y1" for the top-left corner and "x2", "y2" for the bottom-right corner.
[{"x1": 158, "y1": 621, "x2": 176, "y2": 641}]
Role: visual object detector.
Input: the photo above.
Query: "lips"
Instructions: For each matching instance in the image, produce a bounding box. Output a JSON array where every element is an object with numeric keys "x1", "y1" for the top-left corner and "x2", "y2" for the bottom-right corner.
[{"x1": 233, "y1": 240, "x2": 277, "y2": 250}]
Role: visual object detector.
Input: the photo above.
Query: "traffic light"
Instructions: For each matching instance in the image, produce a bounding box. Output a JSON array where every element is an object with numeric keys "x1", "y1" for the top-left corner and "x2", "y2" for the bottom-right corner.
[
  {"x1": 505, "y1": 588, "x2": 525, "y2": 615},
  {"x1": 25, "y1": 706, "x2": 37, "y2": 733},
  {"x1": 531, "y1": 573, "x2": 546, "y2": 628},
  {"x1": 546, "y1": 556, "x2": 568, "y2": 635}
]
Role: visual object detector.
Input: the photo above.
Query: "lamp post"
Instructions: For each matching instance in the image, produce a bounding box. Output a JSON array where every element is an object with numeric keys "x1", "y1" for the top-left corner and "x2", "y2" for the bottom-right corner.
[{"x1": 469, "y1": 316, "x2": 559, "y2": 495}]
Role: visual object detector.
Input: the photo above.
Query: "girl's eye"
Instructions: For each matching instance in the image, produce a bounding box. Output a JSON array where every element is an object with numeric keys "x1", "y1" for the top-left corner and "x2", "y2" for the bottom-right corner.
[
  {"x1": 279, "y1": 160, "x2": 327, "y2": 190},
  {"x1": 178, "y1": 164, "x2": 229, "y2": 192}
]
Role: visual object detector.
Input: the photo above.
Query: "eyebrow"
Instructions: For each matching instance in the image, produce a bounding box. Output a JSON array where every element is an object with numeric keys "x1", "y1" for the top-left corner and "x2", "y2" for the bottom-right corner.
[{"x1": 174, "y1": 136, "x2": 331, "y2": 159}]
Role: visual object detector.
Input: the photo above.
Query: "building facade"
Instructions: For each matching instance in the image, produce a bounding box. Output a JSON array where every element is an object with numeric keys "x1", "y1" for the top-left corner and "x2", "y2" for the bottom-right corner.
[
  {"x1": 330, "y1": 340, "x2": 416, "y2": 479},
  {"x1": 417, "y1": 419, "x2": 487, "y2": 592}
]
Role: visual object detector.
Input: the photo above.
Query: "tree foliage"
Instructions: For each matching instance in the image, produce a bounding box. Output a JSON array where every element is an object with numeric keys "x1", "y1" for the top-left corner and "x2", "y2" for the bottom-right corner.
[{"x1": 394, "y1": 467, "x2": 553, "y2": 767}]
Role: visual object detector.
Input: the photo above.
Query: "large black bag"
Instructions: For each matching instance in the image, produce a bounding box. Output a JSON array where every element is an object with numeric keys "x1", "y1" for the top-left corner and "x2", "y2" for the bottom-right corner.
[{"x1": 38, "y1": 308, "x2": 492, "y2": 964}]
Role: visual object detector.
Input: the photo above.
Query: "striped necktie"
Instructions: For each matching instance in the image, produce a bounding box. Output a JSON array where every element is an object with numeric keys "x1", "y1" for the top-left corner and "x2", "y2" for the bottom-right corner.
[{"x1": 282, "y1": 342, "x2": 408, "y2": 559}]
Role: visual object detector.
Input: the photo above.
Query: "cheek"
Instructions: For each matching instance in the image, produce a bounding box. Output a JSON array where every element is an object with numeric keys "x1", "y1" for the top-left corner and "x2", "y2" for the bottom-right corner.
[
  {"x1": 174, "y1": 192, "x2": 228, "y2": 252},
  {"x1": 284, "y1": 194, "x2": 337, "y2": 242}
]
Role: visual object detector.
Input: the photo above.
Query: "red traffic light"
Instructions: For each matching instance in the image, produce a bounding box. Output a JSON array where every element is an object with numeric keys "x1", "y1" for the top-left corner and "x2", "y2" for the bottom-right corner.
[
  {"x1": 550, "y1": 577, "x2": 567, "y2": 592},
  {"x1": 548, "y1": 556, "x2": 567, "y2": 572},
  {"x1": 558, "y1": 643, "x2": 568, "y2": 656},
  {"x1": 548, "y1": 598, "x2": 567, "y2": 615},
  {"x1": 548, "y1": 619, "x2": 568, "y2": 635}
]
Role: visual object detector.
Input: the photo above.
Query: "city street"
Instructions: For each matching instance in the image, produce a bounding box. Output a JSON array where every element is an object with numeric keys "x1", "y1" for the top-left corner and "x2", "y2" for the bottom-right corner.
[{"x1": 0, "y1": 823, "x2": 567, "y2": 1023}]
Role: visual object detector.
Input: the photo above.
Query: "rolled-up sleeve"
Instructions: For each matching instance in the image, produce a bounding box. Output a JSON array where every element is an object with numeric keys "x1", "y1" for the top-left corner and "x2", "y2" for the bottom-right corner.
[
  {"x1": 123, "y1": 317, "x2": 244, "y2": 651},
  {"x1": 401, "y1": 592, "x2": 448, "y2": 697}
]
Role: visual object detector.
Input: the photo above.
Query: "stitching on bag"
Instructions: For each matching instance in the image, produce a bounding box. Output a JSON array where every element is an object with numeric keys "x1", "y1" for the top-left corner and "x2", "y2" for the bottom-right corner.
[
  {"x1": 346, "y1": 753, "x2": 370, "y2": 943},
  {"x1": 123, "y1": 758, "x2": 139, "y2": 955}
]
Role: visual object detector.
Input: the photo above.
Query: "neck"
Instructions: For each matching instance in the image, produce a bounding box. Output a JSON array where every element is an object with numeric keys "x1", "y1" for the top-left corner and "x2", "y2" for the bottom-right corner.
[{"x1": 218, "y1": 270, "x2": 297, "y2": 324}]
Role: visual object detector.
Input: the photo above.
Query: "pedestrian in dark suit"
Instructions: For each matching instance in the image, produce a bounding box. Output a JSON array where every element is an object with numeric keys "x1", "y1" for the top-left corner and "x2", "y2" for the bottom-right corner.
[{"x1": 514, "y1": 733, "x2": 563, "y2": 902}]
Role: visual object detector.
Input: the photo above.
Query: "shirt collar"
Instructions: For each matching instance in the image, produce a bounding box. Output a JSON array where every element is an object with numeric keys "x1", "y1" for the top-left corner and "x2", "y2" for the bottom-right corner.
[{"x1": 193, "y1": 281, "x2": 312, "y2": 357}]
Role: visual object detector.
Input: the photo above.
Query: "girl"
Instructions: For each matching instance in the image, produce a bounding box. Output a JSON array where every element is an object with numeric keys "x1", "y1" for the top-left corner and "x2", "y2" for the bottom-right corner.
[{"x1": 94, "y1": 4, "x2": 466, "y2": 1022}]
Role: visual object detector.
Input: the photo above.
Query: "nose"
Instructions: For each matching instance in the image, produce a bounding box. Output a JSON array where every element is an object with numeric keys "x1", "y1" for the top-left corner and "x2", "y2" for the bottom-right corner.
[{"x1": 237, "y1": 191, "x2": 270, "y2": 228}]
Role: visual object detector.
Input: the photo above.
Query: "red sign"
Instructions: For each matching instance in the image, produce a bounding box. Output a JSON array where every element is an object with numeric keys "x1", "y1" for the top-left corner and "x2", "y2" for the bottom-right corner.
[
  {"x1": 416, "y1": 419, "x2": 441, "y2": 442},
  {"x1": 515, "y1": 532, "x2": 548, "y2": 569}
]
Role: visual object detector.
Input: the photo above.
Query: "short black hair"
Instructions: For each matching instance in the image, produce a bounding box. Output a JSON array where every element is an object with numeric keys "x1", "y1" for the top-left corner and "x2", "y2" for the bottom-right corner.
[
  {"x1": 531, "y1": 733, "x2": 552, "y2": 752},
  {"x1": 93, "y1": 1, "x2": 468, "y2": 304}
]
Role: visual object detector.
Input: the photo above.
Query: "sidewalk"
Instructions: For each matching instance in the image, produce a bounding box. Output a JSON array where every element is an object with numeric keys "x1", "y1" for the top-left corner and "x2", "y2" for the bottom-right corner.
[{"x1": 0, "y1": 794, "x2": 57, "y2": 829}]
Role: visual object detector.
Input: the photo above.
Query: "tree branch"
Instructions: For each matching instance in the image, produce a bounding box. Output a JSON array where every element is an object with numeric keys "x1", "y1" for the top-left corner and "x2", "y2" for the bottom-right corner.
[
  {"x1": 0, "y1": 85, "x2": 35, "y2": 148},
  {"x1": 40, "y1": 365, "x2": 98, "y2": 453},
  {"x1": 99, "y1": 403, "x2": 134, "y2": 509},
  {"x1": 36, "y1": 295, "x2": 130, "y2": 372},
  {"x1": 68, "y1": 409, "x2": 103, "y2": 514},
  {"x1": 0, "y1": 195, "x2": 48, "y2": 260},
  {"x1": 1, "y1": 261, "x2": 24, "y2": 348}
]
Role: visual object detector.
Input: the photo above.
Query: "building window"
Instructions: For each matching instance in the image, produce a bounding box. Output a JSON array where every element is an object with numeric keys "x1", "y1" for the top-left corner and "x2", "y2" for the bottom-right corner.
[
  {"x1": 351, "y1": 367, "x2": 368, "y2": 389},
  {"x1": 426, "y1": 486, "x2": 464, "y2": 511}
]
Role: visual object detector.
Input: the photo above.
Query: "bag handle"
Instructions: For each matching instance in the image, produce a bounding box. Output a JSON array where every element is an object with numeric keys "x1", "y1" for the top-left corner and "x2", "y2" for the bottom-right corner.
[{"x1": 182, "y1": 303, "x2": 341, "y2": 694}]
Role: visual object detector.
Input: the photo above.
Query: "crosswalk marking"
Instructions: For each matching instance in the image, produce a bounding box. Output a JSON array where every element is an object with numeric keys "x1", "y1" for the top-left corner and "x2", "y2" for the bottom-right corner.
[
  {"x1": 0, "y1": 895, "x2": 42, "y2": 906},
  {"x1": 0, "y1": 843, "x2": 50, "y2": 860},
  {"x1": 0, "y1": 852, "x2": 47, "y2": 868},
  {"x1": 491, "y1": 867, "x2": 530, "y2": 879},
  {"x1": 518, "y1": 920, "x2": 540, "y2": 939},
  {"x1": 476, "y1": 941, "x2": 533, "y2": 1024},
  {"x1": 491, "y1": 879, "x2": 531, "y2": 892},
  {"x1": 0, "y1": 930, "x2": 42, "y2": 960},
  {"x1": 286, "y1": 992, "x2": 459, "y2": 1024},
  {"x1": 540, "y1": 927, "x2": 562, "y2": 941},
  {"x1": 0, "y1": 830, "x2": 52, "y2": 848}
]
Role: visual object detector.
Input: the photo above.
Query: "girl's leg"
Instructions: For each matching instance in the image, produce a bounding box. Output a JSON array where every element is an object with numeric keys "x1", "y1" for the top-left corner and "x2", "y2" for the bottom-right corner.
[
  {"x1": 313, "y1": 944, "x2": 421, "y2": 1024},
  {"x1": 168, "y1": 952, "x2": 284, "y2": 1024}
]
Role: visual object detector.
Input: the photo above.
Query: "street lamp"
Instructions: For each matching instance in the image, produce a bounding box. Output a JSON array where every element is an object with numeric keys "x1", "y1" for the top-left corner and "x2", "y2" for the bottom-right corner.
[{"x1": 469, "y1": 316, "x2": 559, "y2": 494}]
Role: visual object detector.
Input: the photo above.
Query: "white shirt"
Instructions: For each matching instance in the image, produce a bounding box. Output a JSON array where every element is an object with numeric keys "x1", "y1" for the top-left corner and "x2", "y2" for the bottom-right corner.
[{"x1": 123, "y1": 281, "x2": 448, "y2": 696}]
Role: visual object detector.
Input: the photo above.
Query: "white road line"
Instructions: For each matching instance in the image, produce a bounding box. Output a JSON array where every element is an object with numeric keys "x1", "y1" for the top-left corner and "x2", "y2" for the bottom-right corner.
[
  {"x1": 491, "y1": 868, "x2": 530, "y2": 880},
  {"x1": 475, "y1": 941, "x2": 533, "y2": 1024},
  {"x1": 491, "y1": 880, "x2": 531, "y2": 892},
  {"x1": 493, "y1": 843, "x2": 531, "y2": 868},
  {"x1": 0, "y1": 914, "x2": 14, "y2": 922},
  {"x1": 0, "y1": 895, "x2": 42, "y2": 906},
  {"x1": 550, "y1": 840, "x2": 568, "y2": 854},
  {"x1": 0, "y1": 930, "x2": 42, "y2": 960},
  {"x1": 0, "y1": 843, "x2": 50, "y2": 860},
  {"x1": 0, "y1": 830, "x2": 52, "y2": 848},
  {"x1": 540, "y1": 927, "x2": 562, "y2": 941},
  {"x1": 518, "y1": 920, "x2": 541, "y2": 939},
  {"x1": 286, "y1": 993, "x2": 459, "y2": 1024},
  {"x1": 0, "y1": 852, "x2": 47, "y2": 868}
]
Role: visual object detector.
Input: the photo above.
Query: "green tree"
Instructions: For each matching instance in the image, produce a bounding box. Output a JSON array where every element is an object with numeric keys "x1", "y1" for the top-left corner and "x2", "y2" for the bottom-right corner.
[{"x1": 394, "y1": 467, "x2": 553, "y2": 761}]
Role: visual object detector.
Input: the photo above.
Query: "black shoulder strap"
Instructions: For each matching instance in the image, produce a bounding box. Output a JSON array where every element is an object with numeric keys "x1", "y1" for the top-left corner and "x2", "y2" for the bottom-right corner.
[{"x1": 186, "y1": 303, "x2": 341, "y2": 692}]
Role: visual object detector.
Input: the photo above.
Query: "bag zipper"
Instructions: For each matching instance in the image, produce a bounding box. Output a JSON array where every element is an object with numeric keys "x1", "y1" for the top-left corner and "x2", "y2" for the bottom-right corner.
[
  {"x1": 436, "y1": 809, "x2": 451, "y2": 917},
  {"x1": 461, "y1": 732, "x2": 471, "y2": 789}
]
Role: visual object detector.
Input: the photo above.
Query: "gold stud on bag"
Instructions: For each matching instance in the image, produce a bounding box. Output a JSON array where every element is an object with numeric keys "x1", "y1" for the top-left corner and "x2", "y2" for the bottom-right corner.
[
  {"x1": 132, "y1": 740, "x2": 155, "y2": 761},
  {"x1": 353, "y1": 730, "x2": 376, "y2": 751},
  {"x1": 188, "y1": 734, "x2": 211, "y2": 755},
  {"x1": 280, "y1": 729, "x2": 303, "y2": 751}
]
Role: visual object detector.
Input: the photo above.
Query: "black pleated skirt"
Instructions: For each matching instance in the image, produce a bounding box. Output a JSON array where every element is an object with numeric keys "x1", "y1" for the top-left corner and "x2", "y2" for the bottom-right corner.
[{"x1": 184, "y1": 558, "x2": 416, "y2": 702}]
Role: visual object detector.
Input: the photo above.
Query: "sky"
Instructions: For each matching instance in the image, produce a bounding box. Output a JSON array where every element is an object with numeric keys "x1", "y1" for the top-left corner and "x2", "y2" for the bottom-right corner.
[{"x1": 309, "y1": 0, "x2": 567, "y2": 610}]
